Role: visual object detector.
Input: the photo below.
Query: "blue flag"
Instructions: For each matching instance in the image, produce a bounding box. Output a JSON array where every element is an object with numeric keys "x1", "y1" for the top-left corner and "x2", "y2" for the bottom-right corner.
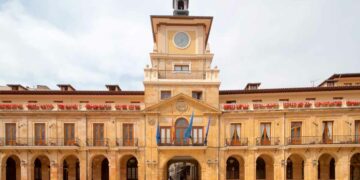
[
  {"x1": 204, "y1": 116, "x2": 211, "y2": 145},
  {"x1": 156, "y1": 120, "x2": 161, "y2": 144},
  {"x1": 184, "y1": 112, "x2": 194, "y2": 140}
]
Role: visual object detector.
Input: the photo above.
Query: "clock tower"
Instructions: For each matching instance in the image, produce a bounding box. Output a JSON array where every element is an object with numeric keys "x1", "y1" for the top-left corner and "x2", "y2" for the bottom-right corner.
[{"x1": 144, "y1": 1, "x2": 220, "y2": 107}]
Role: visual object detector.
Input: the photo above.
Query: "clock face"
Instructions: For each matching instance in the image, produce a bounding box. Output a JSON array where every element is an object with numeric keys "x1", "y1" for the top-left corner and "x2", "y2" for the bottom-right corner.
[{"x1": 173, "y1": 32, "x2": 190, "y2": 49}]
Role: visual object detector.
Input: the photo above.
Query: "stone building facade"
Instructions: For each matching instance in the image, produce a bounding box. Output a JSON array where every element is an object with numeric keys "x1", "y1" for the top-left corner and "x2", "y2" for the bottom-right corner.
[{"x1": 1, "y1": 1, "x2": 360, "y2": 180}]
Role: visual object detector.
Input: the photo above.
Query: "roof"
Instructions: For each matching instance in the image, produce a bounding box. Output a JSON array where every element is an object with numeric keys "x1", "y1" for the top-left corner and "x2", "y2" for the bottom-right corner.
[
  {"x1": 219, "y1": 86, "x2": 360, "y2": 95},
  {"x1": 318, "y1": 73, "x2": 360, "y2": 87},
  {"x1": 0, "y1": 90, "x2": 144, "y2": 96}
]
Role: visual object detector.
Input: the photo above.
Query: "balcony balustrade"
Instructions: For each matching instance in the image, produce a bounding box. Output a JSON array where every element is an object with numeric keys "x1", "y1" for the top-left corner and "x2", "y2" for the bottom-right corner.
[
  {"x1": 0, "y1": 138, "x2": 81, "y2": 146},
  {"x1": 256, "y1": 137, "x2": 280, "y2": 146},
  {"x1": 157, "y1": 138, "x2": 206, "y2": 146},
  {"x1": 116, "y1": 138, "x2": 138, "y2": 147},
  {"x1": 225, "y1": 138, "x2": 248, "y2": 146},
  {"x1": 286, "y1": 135, "x2": 359, "y2": 145},
  {"x1": 144, "y1": 68, "x2": 219, "y2": 81},
  {"x1": 86, "y1": 138, "x2": 110, "y2": 147}
]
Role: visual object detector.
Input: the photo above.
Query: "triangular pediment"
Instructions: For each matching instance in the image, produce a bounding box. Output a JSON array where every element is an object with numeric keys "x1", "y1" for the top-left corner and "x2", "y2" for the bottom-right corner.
[{"x1": 144, "y1": 93, "x2": 220, "y2": 115}]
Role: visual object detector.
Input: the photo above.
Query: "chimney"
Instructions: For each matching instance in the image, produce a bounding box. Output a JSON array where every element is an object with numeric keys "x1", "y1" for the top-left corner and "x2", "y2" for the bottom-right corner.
[
  {"x1": 7, "y1": 84, "x2": 28, "y2": 91},
  {"x1": 244, "y1": 83, "x2": 261, "y2": 90},
  {"x1": 57, "y1": 84, "x2": 76, "y2": 91},
  {"x1": 105, "y1": 85, "x2": 121, "y2": 92}
]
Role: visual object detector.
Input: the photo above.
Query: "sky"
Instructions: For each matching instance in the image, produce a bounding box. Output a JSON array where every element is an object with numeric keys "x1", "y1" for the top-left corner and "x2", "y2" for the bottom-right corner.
[{"x1": 0, "y1": 0, "x2": 359, "y2": 91}]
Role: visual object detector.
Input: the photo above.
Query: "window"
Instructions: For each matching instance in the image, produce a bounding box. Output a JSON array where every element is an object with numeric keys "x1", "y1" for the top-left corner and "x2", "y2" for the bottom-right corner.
[
  {"x1": 252, "y1": 99, "x2": 262, "y2": 103},
  {"x1": 279, "y1": 99, "x2": 289, "y2": 102},
  {"x1": 64, "y1": 123, "x2": 75, "y2": 145},
  {"x1": 260, "y1": 123, "x2": 271, "y2": 145},
  {"x1": 326, "y1": 81, "x2": 335, "y2": 87},
  {"x1": 174, "y1": 65, "x2": 189, "y2": 72},
  {"x1": 123, "y1": 124, "x2": 134, "y2": 146},
  {"x1": 322, "y1": 121, "x2": 333, "y2": 144},
  {"x1": 192, "y1": 91, "x2": 203, "y2": 100},
  {"x1": 2, "y1": 100, "x2": 12, "y2": 103},
  {"x1": 35, "y1": 123, "x2": 46, "y2": 145},
  {"x1": 226, "y1": 100, "x2": 236, "y2": 104},
  {"x1": 28, "y1": 100, "x2": 37, "y2": 103},
  {"x1": 192, "y1": 127, "x2": 203, "y2": 145},
  {"x1": 79, "y1": 101, "x2": 89, "y2": 103},
  {"x1": 355, "y1": 121, "x2": 360, "y2": 143},
  {"x1": 53, "y1": 100, "x2": 63, "y2": 103},
  {"x1": 160, "y1": 127, "x2": 171, "y2": 144},
  {"x1": 305, "y1": 98, "x2": 316, "y2": 101},
  {"x1": 290, "y1": 122, "x2": 302, "y2": 145},
  {"x1": 5, "y1": 123, "x2": 16, "y2": 145},
  {"x1": 230, "y1": 123, "x2": 241, "y2": 145},
  {"x1": 93, "y1": 123, "x2": 104, "y2": 146},
  {"x1": 160, "y1": 91, "x2": 171, "y2": 100}
]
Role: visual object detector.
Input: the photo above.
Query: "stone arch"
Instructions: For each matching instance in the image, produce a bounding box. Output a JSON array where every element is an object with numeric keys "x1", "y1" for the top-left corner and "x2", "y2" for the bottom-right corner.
[
  {"x1": 1, "y1": 154, "x2": 21, "y2": 180},
  {"x1": 350, "y1": 153, "x2": 360, "y2": 180},
  {"x1": 119, "y1": 154, "x2": 139, "y2": 180},
  {"x1": 286, "y1": 153, "x2": 305, "y2": 180},
  {"x1": 164, "y1": 156, "x2": 202, "y2": 180},
  {"x1": 256, "y1": 154, "x2": 274, "y2": 180},
  {"x1": 62, "y1": 155, "x2": 80, "y2": 180},
  {"x1": 90, "y1": 154, "x2": 109, "y2": 180},
  {"x1": 226, "y1": 155, "x2": 245, "y2": 180},
  {"x1": 318, "y1": 153, "x2": 336, "y2": 180},
  {"x1": 31, "y1": 155, "x2": 50, "y2": 180}
]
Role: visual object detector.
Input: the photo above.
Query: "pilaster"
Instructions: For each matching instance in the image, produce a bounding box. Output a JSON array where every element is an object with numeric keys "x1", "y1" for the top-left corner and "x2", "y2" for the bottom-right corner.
[
  {"x1": 20, "y1": 160, "x2": 29, "y2": 180},
  {"x1": 50, "y1": 161, "x2": 59, "y2": 180},
  {"x1": 336, "y1": 152, "x2": 350, "y2": 180},
  {"x1": 304, "y1": 157, "x2": 317, "y2": 180}
]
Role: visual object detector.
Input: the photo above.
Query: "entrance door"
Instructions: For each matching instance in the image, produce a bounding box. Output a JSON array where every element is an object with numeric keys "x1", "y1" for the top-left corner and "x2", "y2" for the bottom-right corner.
[
  {"x1": 93, "y1": 123, "x2": 104, "y2": 146},
  {"x1": 167, "y1": 157, "x2": 200, "y2": 180},
  {"x1": 35, "y1": 123, "x2": 46, "y2": 145},
  {"x1": 123, "y1": 124, "x2": 134, "y2": 146},
  {"x1": 5, "y1": 123, "x2": 16, "y2": 146},
  {"x1": 64, "y1": 123, "x2": 75, "y2": 145},
  {"x1": 127, "y1": 157, "x2": 138, "y2": 180},
  {"x1": 175, "y1": 118, "x2": 188, "y2": 145}
]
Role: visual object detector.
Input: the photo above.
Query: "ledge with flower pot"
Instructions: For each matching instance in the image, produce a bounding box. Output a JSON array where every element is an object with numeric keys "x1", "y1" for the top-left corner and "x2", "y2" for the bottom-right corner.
[
  {"x1": 347, "y1": 101, "x2": 360, "y2": 107},
  {"x1": 85, "y1": 104, "x2": 112, "y2": 111},
  {"x1": 283, "y1": 102, "x2": 312, "y2": 109},
  {"x1": 222, "y1": 104, "x2": 249, "y2": 111},
  {"x1": 314, "y1": 101, "x2": 342, "y2": 108},
  {"x1": 57, "y1": 104, "x2": 79, "y2": 111},
  {"x1": 0, "y1": 104, "x2": 23, "y2": 111},
  {"x1": 253, "y1": 103, "x2": 279, "y2": 110},
  {"x1": 27, "y1": 104, "x2": 54, "y2": 110},
  {"x1": 115, "y1": 104, "x2": 141, "y2": 111}
]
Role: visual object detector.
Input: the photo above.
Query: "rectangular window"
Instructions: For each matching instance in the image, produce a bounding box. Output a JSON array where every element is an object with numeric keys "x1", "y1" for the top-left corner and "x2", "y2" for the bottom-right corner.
[
  {"x1": 305, "y1": 98, "x2": 316, "y2": 101},
  {"x1": 279, "y1": 99, "x2": 289, "y2": 102},
  {"x1": 230, "y1": 123, "x2": 241, "y2": 145},
  {"x1": 322, "y1": 121, "x2": 333, "y2": 144},
  {"x1": 93, "y1": 123, "x2": 104, "y2": 146},
  {"x1": 252, "y1": 99, "x2": 262, "y2": 103},
  {"x1": 160, "y1": 127, "x2": 171, "y2": 144},
  {"x1": 290, "y1": 122, "x2": 302, "y2": 145},
  {"x1": 355, "y1": 121, "x2": 360, "y2": 143},
  {"x1": 123, "y1": 124, "x2": 134, "y2": 146},
  {"x1": 35, "y1": 123, "x2": 46, "y2": 146},
  {"x1": 260, "y1": 123, "x2": 271, "y2": 145},
  {"x1": 5, "y1": 123, "x2": 16, "y2": 146},
  {"x1": 64, "y1": 123, "x2": 75, "y2": 146},
  {"x1": 226, "y1": 100, "x2": 236, "y2": 104},
  {"x1": 174, "y1": 65, "x2": 190, "y2": 72},
  {"x1": 192, "y1": 127, "x2": 203, "y2": 145},
  {"x1": 192, "y1": 91, "x2": 203, "y2": 100},
  {"x1": 160, "y1": 91, "x2": 171, "y2": 100},
  {"x1": 333, "y1": 97, "x2": 343, "y2": 100}
]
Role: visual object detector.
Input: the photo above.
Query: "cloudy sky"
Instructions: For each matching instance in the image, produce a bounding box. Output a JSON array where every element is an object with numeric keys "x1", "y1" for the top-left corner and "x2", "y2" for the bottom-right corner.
[{"x1": 0, "y1": 0, "x2": 359, "y2": 90}]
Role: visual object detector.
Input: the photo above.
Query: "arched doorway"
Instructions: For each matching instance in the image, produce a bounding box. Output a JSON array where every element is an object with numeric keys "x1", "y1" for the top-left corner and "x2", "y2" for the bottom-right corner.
[
  {"x1": 226, "y1": 156, "x2": 245, "y2": 180},
  {"x1": 175, "y1": 118, "x2": 188, "y2": 145},
  {"x1": 5, "y1": 155, "x2": 21, "y2": 180},
  {"x1": 91, "y1": 155, "x2": 109, "y2": 180},
  {"x1": 351, "y1": 153, "x2": 360, "y2": 180},
  {"x1": 126, "y1": 157, "x2": 138, "y2": 180},
  {"x1": 256, "y1": 155, "x2": 274, "y2": 180},
  {"x1": 318, "y1": 154, "x2": 335, "y2": 180},
  {"x1": 63, "y1": 155, "x2": 80, "y2": 180},
  {"x1": 167, "y1": 156, "x2": 200, "y2": 180},
  {"x1": 286, "y1": 154, "x2": 304, "y2": 180},
  {"x1": 33, "y1": 155, "x2": 50, "y2": 180}
]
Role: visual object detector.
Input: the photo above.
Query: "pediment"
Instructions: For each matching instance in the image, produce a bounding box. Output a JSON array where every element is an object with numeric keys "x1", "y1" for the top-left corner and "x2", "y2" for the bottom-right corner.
[{"x1": 144, "y1": 93, "x2": 220, "y2": 115}]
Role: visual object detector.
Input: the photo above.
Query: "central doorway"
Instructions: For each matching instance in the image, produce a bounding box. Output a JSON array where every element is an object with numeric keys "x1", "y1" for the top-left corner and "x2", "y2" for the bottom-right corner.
[{"x1": 167, "y1": 156, "x2": 200, "y2": 180}]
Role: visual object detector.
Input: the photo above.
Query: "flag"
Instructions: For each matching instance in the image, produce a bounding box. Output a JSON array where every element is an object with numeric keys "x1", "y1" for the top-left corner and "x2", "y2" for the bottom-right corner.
[
  {"x1": 184, "y1": 111, "x2": 194, "y2": 140},
  {"x1": 156, "y1": 120, "x2": 161, "y2": 144},
  {"x1": 204, "y1": 116, "x2": 211, "y2": 145}
]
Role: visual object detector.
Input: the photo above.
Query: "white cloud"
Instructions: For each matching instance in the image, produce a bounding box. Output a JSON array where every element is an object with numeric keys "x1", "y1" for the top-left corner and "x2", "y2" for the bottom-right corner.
[{"x1": 0, "y1": 0, "x2": 359, "y2": 90}]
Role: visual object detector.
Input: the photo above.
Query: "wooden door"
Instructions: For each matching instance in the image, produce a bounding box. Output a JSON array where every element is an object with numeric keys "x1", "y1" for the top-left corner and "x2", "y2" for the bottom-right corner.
[
  {"x1": 64, "y1": 123, "x2": 75, "y2": 145},
  {"x1": 5, "y1": 123, "x2": 16, "y2": 145},
  {"x1": 230, "y1": 124, "x2": 241, "y2": 145},
  {"x1": 93, "y1": 123, "x2": 104, "y2": 146},
  {"x1": 175, "y1": 118, "x2": 188, "y2": 145},
  {"x1": 123, "y1": 124, "x2": 134, "y2": 146},
  {"x1": 35, "y1": 123, "x2": 46, "y2": 145},
  {"x1": 322, "y1": 121, "x2": 333, "y2": 144},
  {"x1": 260, "y1": 123, "x2": 271, "y2": 145},
  {"x1": 291, "y1": 122, "x2": 302, "y2": 145}
]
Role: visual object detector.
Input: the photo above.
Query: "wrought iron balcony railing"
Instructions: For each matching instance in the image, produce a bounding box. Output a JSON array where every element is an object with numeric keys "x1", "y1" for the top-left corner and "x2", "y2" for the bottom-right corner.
[
  {"x1": 157, "y1": 138, "x2": 206, "y2": 146},
  {"x1": 116, "y1": 138, "x2": 138, "y2": 147},
  {"x1": 86, "y1": 138, "x2": 110, "y2": 147},
  {"x1": 256, "y1": 137, "x2": 280, "y2": 146},
  {"x1": 225, "y1": 138, "x2": 248, "y2": 146},
  {"x1": 286, "y1": 135, "x2": 359, "y2": 145},
  {"x1": 0, "y1": 138, "x2": 81, "y2": 146}
]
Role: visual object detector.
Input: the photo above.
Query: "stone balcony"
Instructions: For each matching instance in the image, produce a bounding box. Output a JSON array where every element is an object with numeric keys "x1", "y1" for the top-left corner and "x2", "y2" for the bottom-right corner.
[{"x1": 144, "y1": 68, "x2": 219, "y2": 83}]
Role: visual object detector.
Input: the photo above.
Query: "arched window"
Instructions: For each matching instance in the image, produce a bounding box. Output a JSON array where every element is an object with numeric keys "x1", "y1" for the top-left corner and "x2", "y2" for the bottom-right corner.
[
  {"x1": 127, "y1": 157, "x2": 138, "y2": 180},
  {"x1": 6, "y1": 157, "x2": 17, "y2": 180},
  {"x1": 226, "y1": 157, "x2": 239, "y2": 179},
  {"x1": 35, "y1": 159, "x2": 42, "y2": 180},
  {"x1": 256, "y1": 157, "x2": 266, "y2": 179},
  {"x1": 286, "y1": 159, "x2": 293, "y2": 179},
  {"x1": 63, "y1": 161, "x2": 69, "y2": 180},
  {"x1": 330, "y1": 158, "x2": 335, "y2": 179},
  {"x1": 101, "y1": 159, "x2": 109, "y2": 180},
  {"x1": 175, "y1": 118, "x2": 188, "y2": 145}
]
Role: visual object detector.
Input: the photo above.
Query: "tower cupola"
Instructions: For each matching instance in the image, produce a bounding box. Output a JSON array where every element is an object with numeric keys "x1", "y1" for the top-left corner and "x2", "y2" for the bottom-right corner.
[{"x1": 173, "y1": 0, "x2": 189, "y2": 16}]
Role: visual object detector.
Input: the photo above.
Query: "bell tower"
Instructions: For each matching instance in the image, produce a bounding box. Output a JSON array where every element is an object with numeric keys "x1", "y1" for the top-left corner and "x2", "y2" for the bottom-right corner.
[
  {"x1": 173, "y1": 0, "x2": 189, "y2": 16},
  {"x1": 144, "y1": 0, "x2": 220, "y2": 107}
]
